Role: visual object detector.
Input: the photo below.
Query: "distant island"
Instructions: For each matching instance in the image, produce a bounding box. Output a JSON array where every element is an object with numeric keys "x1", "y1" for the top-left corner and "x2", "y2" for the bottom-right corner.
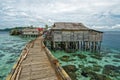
[
  {"x1": 0, "y1": 26, "x2": 33, "y2": 35},
  {"x1": 0, "y1": 27, "x2": 24, "y2": 35},
  {"x1": 0, "y1": 27, "x2": 29, "y2": 31},
  {"x1": 0, "y1": 28, "x2": 12, "y2": 31}
]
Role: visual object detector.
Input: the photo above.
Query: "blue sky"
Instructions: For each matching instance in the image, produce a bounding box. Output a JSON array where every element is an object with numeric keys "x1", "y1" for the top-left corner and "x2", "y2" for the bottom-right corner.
[{"x1": 0, "y1": 0, "x2": 120, "y2": 30}]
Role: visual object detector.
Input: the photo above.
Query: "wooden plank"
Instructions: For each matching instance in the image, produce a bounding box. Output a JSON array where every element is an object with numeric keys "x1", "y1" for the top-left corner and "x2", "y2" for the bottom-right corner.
[
  {"x1": 7, "y1": 36, "x2": 72, "y2": 80},
  {"x1": 18, "y1": 36, "x2": 59, "y2": 80}
]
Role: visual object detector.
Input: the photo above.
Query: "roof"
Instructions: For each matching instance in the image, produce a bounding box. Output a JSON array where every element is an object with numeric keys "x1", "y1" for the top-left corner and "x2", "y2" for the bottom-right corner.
[
  {"x1": 51, "y1": 22, "x2": 103, "y2": 33},
  {"x1": 37, "y1": 28, "x2": 43, "y2": 31},
  {"x1": 22, "y1": 28, "x2": 38, "y2": 32},
  {"x1": 51, "y1": 22, "x2": 89, "y2": 30}
]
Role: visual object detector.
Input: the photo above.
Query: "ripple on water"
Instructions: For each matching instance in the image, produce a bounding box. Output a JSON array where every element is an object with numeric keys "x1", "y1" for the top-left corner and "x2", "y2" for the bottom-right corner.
[
  {"x1": 6, "y1": 58, "x2": 16, "y2": 64},
  {"x1": 0, "y1": 32, "x2": 31, "y2": 80}
]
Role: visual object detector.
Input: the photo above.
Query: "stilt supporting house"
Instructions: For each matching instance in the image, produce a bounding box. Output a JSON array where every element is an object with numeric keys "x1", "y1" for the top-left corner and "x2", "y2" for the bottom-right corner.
[{"x1": 45, "y1": 22, "x2": 103, "y2": 53}]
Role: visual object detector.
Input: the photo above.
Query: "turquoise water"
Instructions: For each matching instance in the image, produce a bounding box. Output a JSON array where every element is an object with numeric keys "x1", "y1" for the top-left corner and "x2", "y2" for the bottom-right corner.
[
  {"x1": 52, "y1": 50, "x2": 120, "y2": 80},
  {"x1": 0, "y1": 31, "x2": 34, "y2": 80},
  {"x1": 51, "y1": 31, "x2": 120, "y2": 80},
  {"x1": 0, "y1": 31, "x2": 120, "y2": 80}
]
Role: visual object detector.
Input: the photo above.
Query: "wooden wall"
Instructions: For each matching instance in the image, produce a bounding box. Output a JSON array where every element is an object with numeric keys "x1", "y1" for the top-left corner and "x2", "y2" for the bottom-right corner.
[
  {"x1": 52, "y1": 30, "x2": 102, "y2": 42},
  {"x1": 46, "y1": 30, "x2": 103, "y2": 52},
  {"x1": 89, "y1": 31, "x2": 103, "y2": 42}
]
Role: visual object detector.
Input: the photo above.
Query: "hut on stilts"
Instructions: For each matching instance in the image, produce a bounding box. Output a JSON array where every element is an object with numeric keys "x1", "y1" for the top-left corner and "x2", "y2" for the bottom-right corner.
[
  {"x1": 21, "y1": 28, "x2": 44, "y2": 37},
  {"x1": 45, "y1": 22, "x2": 103, "y2": 53}
]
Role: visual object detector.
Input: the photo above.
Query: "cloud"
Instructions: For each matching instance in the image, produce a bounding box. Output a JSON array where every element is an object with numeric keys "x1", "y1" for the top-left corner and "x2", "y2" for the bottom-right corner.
[
  {"x1": 0, "y1": 0, "x2": 120, "y2": 30},
  {"x1": 112, "y1": 24, "x2": 120, "y2": 29},
  {"x1": 91, "y1": 24, "x2": 120, "y2": 31}
]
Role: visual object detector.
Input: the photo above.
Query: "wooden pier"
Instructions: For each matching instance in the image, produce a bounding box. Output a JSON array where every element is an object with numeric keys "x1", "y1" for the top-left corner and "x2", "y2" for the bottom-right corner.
[{"x1": 6, "y1": 36, "x2": 71, "y2": 80}]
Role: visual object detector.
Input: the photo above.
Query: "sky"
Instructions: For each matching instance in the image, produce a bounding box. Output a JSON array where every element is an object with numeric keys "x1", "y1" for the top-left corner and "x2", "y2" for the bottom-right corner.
[{"x1": 0, "y1": 0, "x2": 120, "y2": 31}]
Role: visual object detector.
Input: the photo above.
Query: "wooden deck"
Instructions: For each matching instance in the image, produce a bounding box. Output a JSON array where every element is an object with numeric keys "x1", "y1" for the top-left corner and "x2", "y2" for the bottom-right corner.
[
  {"x1": 6, "y1": 36, "x2": 71, "y2": 80},
  {"x1": 19, "y1": 37, "x2": 58, "y2": 80}
]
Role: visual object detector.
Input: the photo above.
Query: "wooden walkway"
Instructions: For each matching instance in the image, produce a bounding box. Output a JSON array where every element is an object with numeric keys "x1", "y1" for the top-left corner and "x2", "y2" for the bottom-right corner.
[
  {"x1": 6, "y1": 36, "x2": 71, "y2": 80},
  {"x1": 19, "y1": 36, "x2": 58, "y2": 80}
]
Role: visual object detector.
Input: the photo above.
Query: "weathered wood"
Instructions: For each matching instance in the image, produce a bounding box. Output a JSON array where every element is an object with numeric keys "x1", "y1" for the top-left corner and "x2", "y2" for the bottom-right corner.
[
  {"x1": 6, "y1": 36, "x2": 71, "y2": 80},
  {"x1": 44, "y1": 44, "x2": 71, "y2": 80},
  {"x1": 46, "y1": 22, "x2": 103, "y2": 52},
  {"x1": 16, "y1": 67, "x2": 22, "y2": 80}
]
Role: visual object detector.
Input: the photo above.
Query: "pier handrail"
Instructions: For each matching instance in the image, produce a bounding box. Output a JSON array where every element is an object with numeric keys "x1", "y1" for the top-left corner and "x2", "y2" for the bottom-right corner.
[
  {"x1": 6, "y1": 41, "x2": 33, "y2": 80},
  {"x1": 42, "y1": 40, "x2": 71, "y2": 80}
]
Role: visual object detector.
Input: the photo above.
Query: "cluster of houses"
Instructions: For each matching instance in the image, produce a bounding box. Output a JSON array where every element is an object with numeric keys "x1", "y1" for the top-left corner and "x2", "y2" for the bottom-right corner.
[
  {"x1": 21, "y1": 22, "x2": 103, "y2": 52},
  {"x1": 21, "y1": 28, "x2": 43, "y2": 37}
]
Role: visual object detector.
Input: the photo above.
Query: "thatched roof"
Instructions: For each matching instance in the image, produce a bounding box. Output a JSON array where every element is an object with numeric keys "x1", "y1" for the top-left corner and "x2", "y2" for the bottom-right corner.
[
  {"x1": 51, "y1": 22, "x2": 103, "y2": 33},
  {"x1": 52, "y1": 22, "x2": 89, "y2": 30}
]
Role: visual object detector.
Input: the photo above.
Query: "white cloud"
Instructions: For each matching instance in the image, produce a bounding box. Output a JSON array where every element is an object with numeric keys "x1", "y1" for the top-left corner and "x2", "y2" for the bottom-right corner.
[
  {"x1": 91, "y1": 24, "x2": 120, "y2": 31},
  {"x1": 0, "y1": 0, "x2": 120, "y2": 30},
  {"x1": 112, "y1": 24, "x2": 120, "y2": 29}
]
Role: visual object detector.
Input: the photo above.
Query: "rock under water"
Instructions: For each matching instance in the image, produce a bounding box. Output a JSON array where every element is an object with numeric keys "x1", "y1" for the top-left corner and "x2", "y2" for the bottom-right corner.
[
  {"x1": 62, "y1": 65, "x2": 78, "y2": 80},
  {"x1": 0, "y1": 54, "x2": 5, "y2": 57},
  {"x1": 59, "y1": 55, "x2": 70, "y2": 62},
  {"x1": 113, "y1": 54, "x2": 120, "y2": 59},
  {"x1": 102, "y1": 65, "x2": 120, "y2": 77}
]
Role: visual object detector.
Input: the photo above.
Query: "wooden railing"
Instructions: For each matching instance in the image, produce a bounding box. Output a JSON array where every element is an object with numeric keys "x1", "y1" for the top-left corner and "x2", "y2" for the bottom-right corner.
[
  {"x1": 42, "y1": 41, "x2": 71, "y2": 80},
  {"x1": 6, "y1": 41, "x2": 33, "y2": 80}
]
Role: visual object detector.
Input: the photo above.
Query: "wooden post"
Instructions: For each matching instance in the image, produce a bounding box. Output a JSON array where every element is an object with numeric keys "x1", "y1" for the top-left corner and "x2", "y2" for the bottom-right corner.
[
  {"x1": 65, "y1": 41, "x2": 68, "y2": 51},
  {"x1": 94, "y1": 41, "x2": 96, "y2": 52},
  {"x1": 90, "y1": 42, "x2": 91, "y2": 52},
  {"x1": 93, "y1": 41, "x2": 95, "y2": 52},
  {"x1": 95, "y1": 42, "x2": 97, "y2": 52},
  {"x1": 79, "y1": 41, "x2": 80, "y2": 50},
  {"x1": 96, "y1": 42, "x2": 98, "y2": 53},
  {"x1": 73, "y1": 41, "x2": 75, "y2": 51},
  {"x1": 77, "y1": 41, "x2": 79, "y2": 50},
  {"x1": 92, "y1": 41, "x2": 93, "y2": 52},
  {"x1": 96, "y1": 42, "x2": 98, "y2": 52},
  {"x1": 81, "y1": 41, "x2": 83, "y2": 51},
  {"x1": 78, "y1": 41, "x2": 79, "y2": 50},
  {"x1": 84, "y1": 41, "x2": 86, "y2": 51},
  {"x1": 83, "y1": 41, "x2": 85, "y2": 51},
  {"x1": 51, "y1": 41, "x2": 54, "y2": 50},
  {"x1": 88, "y1": 41, "x2": 90, "y2": 51},
  {"x1": 53, "y1": 41, "x2": 55, "y2": 51},
  {"x1": 99, "y1": 41, "x2": 101, "y2": 53}
]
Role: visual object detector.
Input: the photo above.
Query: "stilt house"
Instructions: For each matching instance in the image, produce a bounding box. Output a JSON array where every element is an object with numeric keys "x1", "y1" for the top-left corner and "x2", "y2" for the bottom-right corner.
[
  {"x1": 45, "y1": 22, "x2": 103, "y2": 52},
  {"x1": 22, "y1": 28, "x2": 43, "y2": 37}
]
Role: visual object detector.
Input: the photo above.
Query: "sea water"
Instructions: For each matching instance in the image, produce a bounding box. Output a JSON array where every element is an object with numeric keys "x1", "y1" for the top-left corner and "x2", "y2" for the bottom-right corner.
[
  {"x1": 51, "y1": 31, "x2": 120, "y2": 80},
  {"x1": 0, "y1": 31, "x2": 34, "y2": 80},
  {"x1": 0, "y1": 31, "x2": 120, "y2": 80}
]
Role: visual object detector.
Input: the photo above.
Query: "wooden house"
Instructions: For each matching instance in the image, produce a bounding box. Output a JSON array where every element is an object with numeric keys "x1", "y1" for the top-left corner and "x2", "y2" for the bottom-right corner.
[
  {"x1": 22, "y1": 28, "x2": 43, "y2": 37},
  {"x1": 45, "y1": 22, "x2": 103, "y2": 52}
]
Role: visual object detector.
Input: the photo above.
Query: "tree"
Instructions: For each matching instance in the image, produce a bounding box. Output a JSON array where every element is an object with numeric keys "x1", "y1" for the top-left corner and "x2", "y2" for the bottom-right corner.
[{"x1": 45, "y1": 24, "x2": 48, "y2": 30}]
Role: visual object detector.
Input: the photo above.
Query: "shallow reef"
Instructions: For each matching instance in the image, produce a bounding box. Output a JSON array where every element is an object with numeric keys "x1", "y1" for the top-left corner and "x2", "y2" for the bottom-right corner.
[
  {"x1": 62, "y1": 65, "x2": 78, "y2": 80},
  {"x1": 52, "y1": 50, "x2": 120, "y2": 80}
]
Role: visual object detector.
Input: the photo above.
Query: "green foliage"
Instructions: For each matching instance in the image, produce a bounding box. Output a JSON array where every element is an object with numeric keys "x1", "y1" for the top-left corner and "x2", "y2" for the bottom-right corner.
[
  {"x1": 10, "y1": 29, "x2": 21, "y2": 35},
  {"x1": 45, "y1": 24, "x2": 48, "y2": 30}
]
